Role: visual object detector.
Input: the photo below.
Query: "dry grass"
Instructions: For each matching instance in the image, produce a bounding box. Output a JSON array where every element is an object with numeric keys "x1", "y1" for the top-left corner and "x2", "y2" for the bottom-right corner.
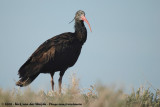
[{"x1": 0, "y1": 74, "x2": 160, "y2": 107}]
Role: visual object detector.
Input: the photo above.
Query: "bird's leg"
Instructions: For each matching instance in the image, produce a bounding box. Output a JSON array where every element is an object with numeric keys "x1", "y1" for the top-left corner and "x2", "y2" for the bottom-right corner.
[
  {"x1": 50, "y1": 72, "x2": 55, "y2": 92},
  {"x1": 58, "y1": 71, "x2": 65, "y2": 94}
]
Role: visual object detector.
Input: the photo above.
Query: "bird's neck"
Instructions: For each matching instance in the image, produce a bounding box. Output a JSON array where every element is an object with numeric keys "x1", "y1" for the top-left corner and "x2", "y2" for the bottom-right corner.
[{"x1": 74, "y1": 21, "x2": 87, "y2": 44}]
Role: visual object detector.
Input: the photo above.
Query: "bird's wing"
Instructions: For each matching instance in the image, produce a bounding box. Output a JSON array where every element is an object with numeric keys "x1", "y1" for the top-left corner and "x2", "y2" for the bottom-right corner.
[
  {"x1": 30, "y1": 40, "x2": 55, "y2": 63},
  {"x1": 18, "y1": 33, "x2": 74, "y2": 78},
  {"x1": 18, "y1": 38, "x2": 56, "y2": 78}
]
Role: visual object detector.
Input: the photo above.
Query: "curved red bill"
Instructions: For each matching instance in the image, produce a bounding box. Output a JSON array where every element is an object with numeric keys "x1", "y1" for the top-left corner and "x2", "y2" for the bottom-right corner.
[{"x1": 81, "y1": 15, "x2": 92, "y2": 32}]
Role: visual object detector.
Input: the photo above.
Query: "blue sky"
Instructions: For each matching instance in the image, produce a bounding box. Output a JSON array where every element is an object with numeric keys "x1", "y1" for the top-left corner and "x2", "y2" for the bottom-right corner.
[{"x1": 0, "y1": 0, "x2": 160, "y2": 93}]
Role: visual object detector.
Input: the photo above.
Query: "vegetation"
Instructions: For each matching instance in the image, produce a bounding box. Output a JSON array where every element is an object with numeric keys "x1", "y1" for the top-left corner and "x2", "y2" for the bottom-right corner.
[{"x1": 0, "y1": 74, "x2": 160, "y2": 107}]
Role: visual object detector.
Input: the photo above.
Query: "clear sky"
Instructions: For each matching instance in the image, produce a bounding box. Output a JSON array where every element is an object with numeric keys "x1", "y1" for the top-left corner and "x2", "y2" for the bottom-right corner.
[{"x1": 0, "y1": 0, "x2": 160, "y2": 93}]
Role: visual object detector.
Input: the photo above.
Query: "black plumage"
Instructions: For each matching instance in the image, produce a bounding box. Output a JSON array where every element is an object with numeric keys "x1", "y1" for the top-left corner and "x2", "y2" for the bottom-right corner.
[{"x1": 16, "y1": 10, "x2": 92, "y2": 93}]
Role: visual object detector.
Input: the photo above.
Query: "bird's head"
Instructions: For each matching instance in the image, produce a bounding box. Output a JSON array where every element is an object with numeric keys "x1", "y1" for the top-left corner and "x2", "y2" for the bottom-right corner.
[
  {"x1": 74, "y1": 10, "x2": 92, "y2": 32},
  {"x1": 75, "y1": 10, "x2": 85, "y2": 21}
]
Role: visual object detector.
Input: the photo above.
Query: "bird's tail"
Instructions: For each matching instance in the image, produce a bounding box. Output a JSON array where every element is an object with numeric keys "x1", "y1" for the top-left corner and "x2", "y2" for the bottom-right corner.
[{"x1": 16, "y1": 73, "x2": 39, "y2": 87}]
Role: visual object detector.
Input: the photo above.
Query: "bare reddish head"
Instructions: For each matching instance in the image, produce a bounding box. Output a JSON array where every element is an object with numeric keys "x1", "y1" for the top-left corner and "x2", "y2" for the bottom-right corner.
[{"x1": 75, "y1": 10, "x2": 92, "y2": 32}]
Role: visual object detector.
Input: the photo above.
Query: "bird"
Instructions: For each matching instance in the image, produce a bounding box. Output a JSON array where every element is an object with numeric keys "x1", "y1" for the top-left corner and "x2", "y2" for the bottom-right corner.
[{"x1": 16, "y1": 10, "x2": 92, "y2": 93}]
